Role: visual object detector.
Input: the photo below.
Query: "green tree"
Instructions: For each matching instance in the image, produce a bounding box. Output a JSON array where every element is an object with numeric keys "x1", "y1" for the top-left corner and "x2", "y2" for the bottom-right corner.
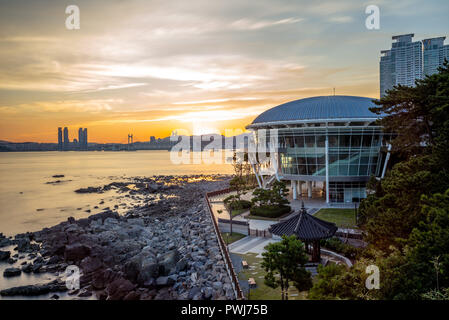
[
  {"x1": 261, "y1": 235, "x2": 312, "y2": 300},
  {"x1": 308, "y1": 62, "x2": 449, "y2": 300},
  {"x1": 359, "y1": 62, "x2": 449, "y2": 251},
  {"x1": 406, "y1": 189, "x2": 449, "y2": 295},
  {"x1": 229, "y1": 176, "x2": 246, "y2": 201},
  {"x1": 251, "y1": 180, "x2": 289, "y2": 207},
  {"x1": 370, "y1": 60, "x2": 449, "y2": 158},
  {"x1": 270, "y1": 181, "x2": 289, "y2": 206}
]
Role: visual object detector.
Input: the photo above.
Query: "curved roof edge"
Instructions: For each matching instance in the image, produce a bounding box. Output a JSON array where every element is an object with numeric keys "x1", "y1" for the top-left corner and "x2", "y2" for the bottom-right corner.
[{"x1": 248, "y1": 95, "x2": 382, "y2": 127}]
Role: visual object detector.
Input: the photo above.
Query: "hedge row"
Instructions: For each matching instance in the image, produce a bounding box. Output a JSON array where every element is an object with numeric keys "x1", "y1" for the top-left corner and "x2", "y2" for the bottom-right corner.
[{"x1": 249, "y1": 205, "x2": 291, "y2": 218}]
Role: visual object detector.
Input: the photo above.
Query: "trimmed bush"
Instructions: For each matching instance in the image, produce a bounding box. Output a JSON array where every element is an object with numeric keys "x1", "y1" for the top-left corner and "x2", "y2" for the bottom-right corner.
[
  {"x1": 250, "y1": 205, "x2": 291, "y2": 218},
  {"x1": 225, "y1": 199, "x2": 252, "y2": 211},
  {"x1": 320, "y1": 237, "x2": 360, "y2": 259}
]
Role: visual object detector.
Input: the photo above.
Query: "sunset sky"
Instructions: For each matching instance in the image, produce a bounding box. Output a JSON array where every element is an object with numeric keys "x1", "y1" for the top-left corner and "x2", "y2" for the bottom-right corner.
[{"x1": 0, "y1": 0, "x2": 448, "y2": 143}]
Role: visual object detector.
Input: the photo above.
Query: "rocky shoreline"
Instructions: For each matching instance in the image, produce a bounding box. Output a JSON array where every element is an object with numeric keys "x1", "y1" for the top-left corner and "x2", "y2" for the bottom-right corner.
[{"x1": 0, "y1": 174, "x2": 235, "y2": 300}]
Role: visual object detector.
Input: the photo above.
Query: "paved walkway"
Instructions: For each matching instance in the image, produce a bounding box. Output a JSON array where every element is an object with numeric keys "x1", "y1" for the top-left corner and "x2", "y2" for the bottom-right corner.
[{"x1": 229, "y1": 236, "x2": 280, "y2": 257}]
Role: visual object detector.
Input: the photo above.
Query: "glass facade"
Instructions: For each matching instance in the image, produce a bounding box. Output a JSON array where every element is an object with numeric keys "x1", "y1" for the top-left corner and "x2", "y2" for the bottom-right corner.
[
  {"x1": 250, "y1": 125, "x2": 389, "y2": 203},
  {"x1": 277, "y1": 127, "x2": 385, "y2": 178},
  {"x1": 328, "y1": 182, "x2": 367, "y2": 203}
]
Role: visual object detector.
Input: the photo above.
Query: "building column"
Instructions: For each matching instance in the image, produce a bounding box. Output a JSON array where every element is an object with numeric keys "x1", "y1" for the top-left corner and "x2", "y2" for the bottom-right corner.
[
  {"x1": 291, "y1": 180, "x2": 297, "y2": 200},
  {"x1": 381, "y1": 143, "x2": 392, "y2": 179},
  {"x1": 325, "y1": 134, "x2": 330, "y2": 203},
  {"x1": 307, "y1": 181, "x2": 312, "y2": 198},
  {"x1": 298, "y1": 181, "x2": 302, "y2": 198}
]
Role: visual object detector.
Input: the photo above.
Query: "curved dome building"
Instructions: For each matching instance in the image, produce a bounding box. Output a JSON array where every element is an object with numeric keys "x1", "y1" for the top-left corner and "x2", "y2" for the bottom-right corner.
[{"x1": 246, "y1": 95, "x2": 391, "y2": 204}]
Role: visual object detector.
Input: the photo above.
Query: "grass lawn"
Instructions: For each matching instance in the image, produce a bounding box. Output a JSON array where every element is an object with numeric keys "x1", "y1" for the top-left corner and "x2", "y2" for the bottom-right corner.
[
  {"x1": 314, "y1": 208, "x2": 357, "y2": 228},
  {"x1": 221, "y1": 232, "x2": 246, "y2": 244},
  {"x1": 236, "y1": 252, "x2": 308, "y2": 300}
]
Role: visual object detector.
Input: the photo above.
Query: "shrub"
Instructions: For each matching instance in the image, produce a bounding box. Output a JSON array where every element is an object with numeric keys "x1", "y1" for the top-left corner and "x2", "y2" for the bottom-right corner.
[
  {"x1": 224, "y1": 197, "x2": 252, "y2": 210},
  {"x1": 320, "y1": 237, "x2": 360, "y2": 260},
  {"x1": 250, "y1": 205, "x2": 291, "y2": 218}
]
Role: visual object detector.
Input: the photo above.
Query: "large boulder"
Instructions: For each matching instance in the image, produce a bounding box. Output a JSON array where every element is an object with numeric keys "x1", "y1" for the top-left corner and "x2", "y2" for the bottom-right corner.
[
  {"x1": 158, "y1": 250, "x2": 180, "y2": 276},
  {"x1": 137, "y1": 257, "x2": 159, "y2": 285},
  {"x1": 106, "y1": 278, "x2": 136, "y2": 300},
  {"x1": 80, "y1": 256, "x2": 103, "y2": 273},
  {"x1": 15, "y1": 238, "x2": 30, "y2": 252},
  {"x1": 0, "y1": 250, "x2": 10, "y2": 261},
  {"x1": 3, "y1": 267, "x2": 22, "y2": 277},
  {"x1": 64, "y1": 244, "x2": 91, "y2": 262},
  {"x1": 0, "y1": 280, "x2": 66, "y2": 296}
]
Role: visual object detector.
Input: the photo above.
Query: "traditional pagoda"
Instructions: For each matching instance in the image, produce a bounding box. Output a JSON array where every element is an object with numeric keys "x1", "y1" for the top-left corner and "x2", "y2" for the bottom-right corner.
[{"x1": 269, "y1": 202, "x2": 337, "y2": 262}]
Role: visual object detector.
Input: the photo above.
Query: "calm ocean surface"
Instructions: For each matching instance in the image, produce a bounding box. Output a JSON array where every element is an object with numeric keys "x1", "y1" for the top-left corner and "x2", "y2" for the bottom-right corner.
[{"x1": 0, "y1": 150, "x2": 234, "y2": 236}]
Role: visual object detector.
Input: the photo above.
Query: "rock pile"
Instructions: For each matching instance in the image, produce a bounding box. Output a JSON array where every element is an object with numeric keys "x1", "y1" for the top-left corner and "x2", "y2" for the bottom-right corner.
[{"x1": 0, "y1": 175, "x2": 234, "y2": 300}]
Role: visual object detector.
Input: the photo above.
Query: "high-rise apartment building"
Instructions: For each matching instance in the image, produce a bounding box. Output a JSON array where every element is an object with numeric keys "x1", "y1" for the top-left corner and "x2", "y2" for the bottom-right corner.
[
  {"x1": 58, "y1": 127, "x2": 63, "y2": 151},
  {"x1": 78, "y1": 128, "x2": 84, "y2": 147},
  {"x1": 380, "y1": 34, "x2": 449, "y2": 97},
  {"x1": 83, "y1": 128, "x2": 88, "y2": 150},
  {"x1": 77, "y1": 127, "x2": 88, "y2": 150},
  {"x1": 423, "y1": 37, "x2": 449, "y2": 76},
  {"x1": 63, "y1": 127, "x2": 69, "y2": 150}
]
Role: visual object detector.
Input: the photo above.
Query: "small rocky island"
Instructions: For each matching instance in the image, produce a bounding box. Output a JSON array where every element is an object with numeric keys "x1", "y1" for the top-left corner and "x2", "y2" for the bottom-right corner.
[{"x1": 0, "y1": 174, "x2": 235, "y2": 300}]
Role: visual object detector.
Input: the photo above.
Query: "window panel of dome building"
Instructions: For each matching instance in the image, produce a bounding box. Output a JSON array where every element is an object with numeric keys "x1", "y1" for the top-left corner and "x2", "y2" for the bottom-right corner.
[
  {"x1": 329, "y1": 135, "x2": 339, "y2": 148},
  {"x1": 362, "y1": 134, "x2": 373, "y2": 147},
  {"x1": 316, "y1": 135, "x2": 325, "y2": 148},
  {"x1": 339, "y1": 135, "x2": 351, "y2": 148},
  {"x1": 350, "y1": 135, "x2": 362, "y2": 148}
]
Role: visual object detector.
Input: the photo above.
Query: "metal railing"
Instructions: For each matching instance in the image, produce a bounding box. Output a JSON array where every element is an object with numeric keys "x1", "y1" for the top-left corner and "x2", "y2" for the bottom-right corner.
[{"x1": 205, "y1": 188, "x2": 245, "y2": 300}]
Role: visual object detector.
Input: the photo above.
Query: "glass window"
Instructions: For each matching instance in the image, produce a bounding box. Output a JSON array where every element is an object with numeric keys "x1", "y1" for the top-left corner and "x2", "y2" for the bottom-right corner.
[
  {"x1": 329, "y1": 154, "x2": 338, "y2": 163},
  {"x1": 286, "y1": 137, "x2": 294, "y2": 148},
  {"x1": 308, "y1": 164, "x2": 317, "y2": 175},
  {"x1": 349, "y1": 152, "x2": 360, "y2": 165},
  {"x1": 361, "y1": 156, "x2": 371, "y2": 165},
  {"x1": 362, "y1": 135, "x2": 373, "y2": 147},
  {"x1": 350, "y1": 135, "x2": 362, "y2": 148},
  {"x1": 316, "y1": 165, "x2": 325, "y2": 176},
  {"x1": 305, "y1": 136, "x2": 315, "y2": 148},
  {"x1": 306, "y1": 156, "x2": 317, "y2": 165},
  {"x1": 349, "y1": 165, "x2": 359, "y2": 176},
  {"x1": 317, "y1": 155, "x2": 325, "y2": 165},
  {"x1": 359, "y1": 165, "x2": 369, "y2": 176},
  {"x1": 294, "y1": 137, "x2": 304, "y2": 148},
  {"x1": 291, "y1": 165, "x2": 298, "y2": 175},
  {"x1": 338, "y1": 164, "x2": 349, "y2": 176},
  {"x1": 329, "y1": 164, "x2": 338, "y2": 176},
  {"x1": 339, "y1": 135, "x2": 351, "y2": 147},
  {"x1": 329, "y1": 135, "x2": 339, "y2": 147},
  {"x1": 373, "y1": 134, "x2": 381, "y2": 146},
  {"x1": 298, "y1": 165, "x2": 307, "y2": 175},
  {"x1": 316, "y1": 135, "x2": 325, "y2": 147}
]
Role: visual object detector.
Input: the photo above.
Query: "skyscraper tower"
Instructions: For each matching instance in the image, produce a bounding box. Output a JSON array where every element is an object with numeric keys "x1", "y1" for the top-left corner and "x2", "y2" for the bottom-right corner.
[
  {"x1": 78, "y1": 127, "x2": 84, "y2": 149},
  {"x1": 380, "y1": 34, "x2": 448, "y2": 97},
  {"x1": 83, "y1": 128, "x2": 88, "y2": 150},
  {"x1": 58, "y1": 127, "x2": 63, "y2": 151},
  {"x1": 380, "y1": 34, "x2": 423, "y2": 97},
  {"x1": 423, "y1": 37, "x2": 449, "y2": 76},
  {"x1": 63, "y1": 127, "x2": 69, "y2": 151}
]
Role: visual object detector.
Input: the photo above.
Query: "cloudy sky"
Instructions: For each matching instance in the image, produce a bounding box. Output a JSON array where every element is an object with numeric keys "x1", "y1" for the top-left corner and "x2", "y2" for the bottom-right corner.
[{"x1": 0, "y1": 0, "x2": 448, "y2": 143}]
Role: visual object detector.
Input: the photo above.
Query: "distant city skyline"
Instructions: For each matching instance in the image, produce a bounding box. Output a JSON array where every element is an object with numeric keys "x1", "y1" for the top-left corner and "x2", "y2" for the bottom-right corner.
[{"x1": 0, "y1": 0, "x2": 448, "y2": 143}]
